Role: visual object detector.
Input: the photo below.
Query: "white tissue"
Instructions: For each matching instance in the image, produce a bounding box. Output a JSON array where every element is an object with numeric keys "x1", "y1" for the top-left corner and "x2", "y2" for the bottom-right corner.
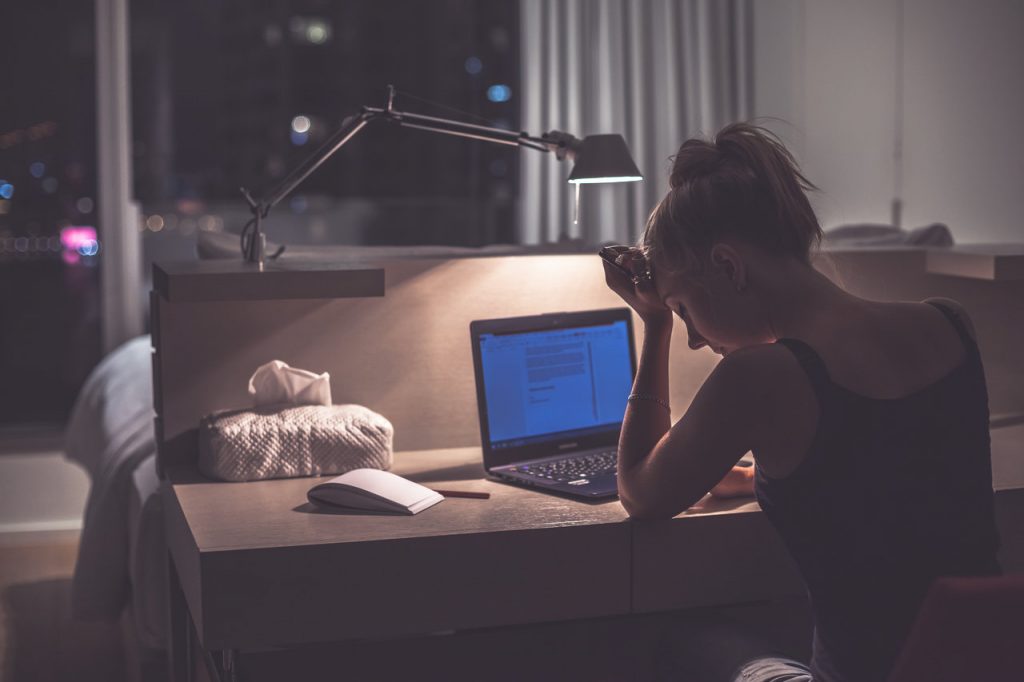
[{"x1": 247, "y1": 360, "x2": 332, "y2": 407}]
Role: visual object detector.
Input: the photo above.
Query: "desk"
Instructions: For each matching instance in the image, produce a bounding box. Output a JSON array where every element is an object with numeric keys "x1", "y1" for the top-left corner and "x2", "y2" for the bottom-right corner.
[
  {"x1": 162, "y1": 447, "x2": 804, "y2": 681},
  {"x1": 151, "y1": 254, "x2": 1024, "y2": 680},
  {"x1": 165, "y1": 443, "x2": 1024, "y2": 681}
]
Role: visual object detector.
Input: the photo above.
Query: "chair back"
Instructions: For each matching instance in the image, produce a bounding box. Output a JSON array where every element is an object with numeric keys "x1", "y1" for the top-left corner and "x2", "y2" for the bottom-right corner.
[{"x1": 887, "y1": 574, "x2": 1024, "y2": 682}]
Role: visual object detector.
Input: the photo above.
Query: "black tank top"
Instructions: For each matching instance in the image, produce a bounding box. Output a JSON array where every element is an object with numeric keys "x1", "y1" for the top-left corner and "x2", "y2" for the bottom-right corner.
[{"x1": 754, "y1": 300, "x2": 1001, "y2": 682}]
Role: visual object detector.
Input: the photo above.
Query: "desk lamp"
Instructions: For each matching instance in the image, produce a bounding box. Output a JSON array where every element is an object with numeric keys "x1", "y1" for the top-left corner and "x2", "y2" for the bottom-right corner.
[{"x1": 239, "y1": 85, "x2": 642, "y2": 267}]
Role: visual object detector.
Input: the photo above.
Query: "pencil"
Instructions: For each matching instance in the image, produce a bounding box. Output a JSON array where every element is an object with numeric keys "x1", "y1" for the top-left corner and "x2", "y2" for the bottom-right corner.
[{"x1": 430, "y1": 489, "x2": 491, "y2": 499}]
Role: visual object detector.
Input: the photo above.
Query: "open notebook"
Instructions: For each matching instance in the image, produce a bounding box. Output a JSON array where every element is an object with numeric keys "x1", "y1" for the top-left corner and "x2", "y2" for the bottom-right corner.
[{"x1": 307, "y1": 469, "x2": 444, "y2": 515}]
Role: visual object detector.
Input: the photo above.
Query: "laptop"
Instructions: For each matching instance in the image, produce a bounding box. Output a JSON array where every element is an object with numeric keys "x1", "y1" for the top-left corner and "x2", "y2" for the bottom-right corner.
[{"x1": 469, "y1": 308, "x2": 637, "y2": 499}]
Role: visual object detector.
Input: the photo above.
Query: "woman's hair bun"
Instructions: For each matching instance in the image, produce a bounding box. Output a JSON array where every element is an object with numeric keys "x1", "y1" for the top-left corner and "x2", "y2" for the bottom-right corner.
[{"x1": 643, "y1": 122, "x2": 822, "y2": 269}]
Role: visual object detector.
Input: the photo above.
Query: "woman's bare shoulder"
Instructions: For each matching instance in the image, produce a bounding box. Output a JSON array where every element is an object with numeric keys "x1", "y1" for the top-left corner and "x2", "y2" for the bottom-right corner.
[
  {"x1": 920, "y1": 296, "x2": 978, "y2": 341},
  {"x1": 850, "y1": 297, "x2": 977, "y2": 347},
  {"x1": 815, "y1": 297, "x2": 973, "y2": 398}
]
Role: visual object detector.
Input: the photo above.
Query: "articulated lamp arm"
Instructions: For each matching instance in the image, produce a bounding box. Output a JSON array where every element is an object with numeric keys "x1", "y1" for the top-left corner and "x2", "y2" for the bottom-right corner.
[{"x1": 239, "y1": 86, "x2": 631, "y2": 266}]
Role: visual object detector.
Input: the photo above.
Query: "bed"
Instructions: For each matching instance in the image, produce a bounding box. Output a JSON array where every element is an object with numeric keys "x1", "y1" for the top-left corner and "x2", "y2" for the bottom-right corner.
[{"x1": 64, "y1": 335, "x2": 167, "y2": 673}]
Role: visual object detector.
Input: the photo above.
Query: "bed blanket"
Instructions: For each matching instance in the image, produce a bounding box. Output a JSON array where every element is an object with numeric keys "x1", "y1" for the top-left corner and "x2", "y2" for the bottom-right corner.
[{"x1": 66, "y1": 336, "x2": 156, "y2": 621}]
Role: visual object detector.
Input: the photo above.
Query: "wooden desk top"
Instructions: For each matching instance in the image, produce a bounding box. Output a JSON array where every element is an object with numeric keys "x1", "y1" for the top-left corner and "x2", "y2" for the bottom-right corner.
[
  {"x1": 165, "y1": 445, "x2": 780, "y2": 554},
  {"x1": 163, "y1": 447, "x2": 640, "y2": 649},
  {"x1": 162, "y1": 439, "x2": 1024, "y2": 650},
  {"x1": 161, "y1": 447, "x2": 784, "y2": 649},
  {"x1": 165, "y1": 447, "x2": 633, "y2": 552}
]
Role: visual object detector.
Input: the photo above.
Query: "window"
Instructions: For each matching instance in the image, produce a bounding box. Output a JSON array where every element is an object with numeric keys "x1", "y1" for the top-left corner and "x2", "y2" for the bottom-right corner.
[
  {"x1": 0, "y1": 1, "x2": 522, "y2": 428},
  {"x1": 131, "y1": 0, "x2": 521, "y2": 269},
  {"x1": 0, "y1": 2, "x2": 101, "y2": 428}
]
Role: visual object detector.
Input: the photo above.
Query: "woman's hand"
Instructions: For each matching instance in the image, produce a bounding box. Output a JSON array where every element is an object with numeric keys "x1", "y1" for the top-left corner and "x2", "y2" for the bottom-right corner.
[
  {"x1": 709, "y1": 464, "x2": 755, "y2": 499},
  {"x1": 601, "y1": 246, "x2": 671, "y2": 326}
]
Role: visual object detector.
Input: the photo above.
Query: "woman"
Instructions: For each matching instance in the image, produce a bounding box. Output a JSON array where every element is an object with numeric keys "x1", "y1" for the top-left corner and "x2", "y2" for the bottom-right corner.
[{"x1": 602, "y1": 123, "x2": 1000, "y2": 682}]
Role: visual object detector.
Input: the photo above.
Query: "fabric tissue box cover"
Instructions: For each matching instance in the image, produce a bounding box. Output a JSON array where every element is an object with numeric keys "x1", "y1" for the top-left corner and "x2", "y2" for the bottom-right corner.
[{"x1": 198, "y1": 403, "x2": 394, "y2": 482}]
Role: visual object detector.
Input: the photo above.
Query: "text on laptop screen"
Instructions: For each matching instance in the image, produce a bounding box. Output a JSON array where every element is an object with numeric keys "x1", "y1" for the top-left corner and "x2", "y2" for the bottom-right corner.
[{"x1": 479, "y1": 320, "x2": 633, "y2": 448}]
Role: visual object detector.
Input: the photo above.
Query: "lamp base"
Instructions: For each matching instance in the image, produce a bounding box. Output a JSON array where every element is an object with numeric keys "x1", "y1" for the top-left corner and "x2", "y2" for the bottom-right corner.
[{"x1": 244, "y1": 232, "x2": 266, "y2": 270}]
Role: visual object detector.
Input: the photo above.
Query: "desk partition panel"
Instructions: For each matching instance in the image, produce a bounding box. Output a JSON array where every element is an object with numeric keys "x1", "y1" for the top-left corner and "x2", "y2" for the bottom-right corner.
[
  {"x1": 151, "y1": 254, "x2": 720, "y2": 472},
  {"x1": 151, "y1": 250, "x2": 1024, "y2": 474}
]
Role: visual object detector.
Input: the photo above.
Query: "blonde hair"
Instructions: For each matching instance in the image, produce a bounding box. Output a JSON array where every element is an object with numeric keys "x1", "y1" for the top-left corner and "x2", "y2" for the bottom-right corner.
[{"x1": 641, "y1": 122, "x2": 822, "y2": 273}]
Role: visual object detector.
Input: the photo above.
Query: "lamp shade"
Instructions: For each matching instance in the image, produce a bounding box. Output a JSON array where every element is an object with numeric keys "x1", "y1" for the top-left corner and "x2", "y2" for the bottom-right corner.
[{"x1": 567, "y1": 134, "x2": 643, "y2": 184}]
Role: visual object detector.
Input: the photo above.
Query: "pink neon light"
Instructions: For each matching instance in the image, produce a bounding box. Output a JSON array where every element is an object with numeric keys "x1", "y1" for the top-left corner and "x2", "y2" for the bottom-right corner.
[{"x1": 60, "y1": 226, "x2": 97, "y2": 251}]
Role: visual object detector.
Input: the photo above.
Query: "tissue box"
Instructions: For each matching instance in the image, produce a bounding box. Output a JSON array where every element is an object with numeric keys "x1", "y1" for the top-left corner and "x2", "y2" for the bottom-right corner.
[{"x1": 198, "y1": 404, "x2": 393, "y2": 482}]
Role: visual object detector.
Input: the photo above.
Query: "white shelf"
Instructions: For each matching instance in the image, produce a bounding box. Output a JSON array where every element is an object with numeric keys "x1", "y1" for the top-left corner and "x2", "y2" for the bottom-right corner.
[
  {"x1": 926, "y1": 244, "x2": 1024, "y2": 280},
  {"x1": 153, "y1": 260, "x2": 386, "y2": 302}
]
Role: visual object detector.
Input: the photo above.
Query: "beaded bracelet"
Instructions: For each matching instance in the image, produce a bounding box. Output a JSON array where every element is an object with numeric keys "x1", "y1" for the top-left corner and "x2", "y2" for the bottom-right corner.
[{"x1": 627, "y1": 393, "x2": 671, "y2": 413}]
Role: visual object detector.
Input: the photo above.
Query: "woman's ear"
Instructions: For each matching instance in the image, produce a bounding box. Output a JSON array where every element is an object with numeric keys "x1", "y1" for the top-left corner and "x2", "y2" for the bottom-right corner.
[{"x1": 709, "y1": 243, "x2": 746, "y2": 292}]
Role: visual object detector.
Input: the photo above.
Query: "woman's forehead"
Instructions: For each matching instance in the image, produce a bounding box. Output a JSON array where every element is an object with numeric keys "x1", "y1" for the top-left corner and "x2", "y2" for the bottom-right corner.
[{"x1": 654, "y1": 267, "x2": 689, "y2": 302}]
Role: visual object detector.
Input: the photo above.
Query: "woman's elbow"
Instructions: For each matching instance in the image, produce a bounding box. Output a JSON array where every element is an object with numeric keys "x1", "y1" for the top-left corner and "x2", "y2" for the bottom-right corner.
[
  {"x1": 619, "y1": 493, "x2": 677, "y2": 520},
  {"x1": 618, "y1": 478, "x2": 701, "y2": 519}
]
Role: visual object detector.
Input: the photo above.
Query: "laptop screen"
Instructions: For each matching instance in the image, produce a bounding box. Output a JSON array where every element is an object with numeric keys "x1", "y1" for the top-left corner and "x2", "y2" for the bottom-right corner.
[{"x1": 477, "y1": 318, "x2": 634, "y2": 451}]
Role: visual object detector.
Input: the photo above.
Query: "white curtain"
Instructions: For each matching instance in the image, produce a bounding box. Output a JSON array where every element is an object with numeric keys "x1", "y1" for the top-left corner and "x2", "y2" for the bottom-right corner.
[{"x1": 519, "y1": 0, "x2": 753, "y2": 246}]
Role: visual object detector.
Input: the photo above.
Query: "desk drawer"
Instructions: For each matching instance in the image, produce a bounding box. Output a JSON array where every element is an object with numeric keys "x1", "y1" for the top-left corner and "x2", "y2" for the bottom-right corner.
[{"x1": 197, "y1": 523, "x2": 631, "y2": 650}]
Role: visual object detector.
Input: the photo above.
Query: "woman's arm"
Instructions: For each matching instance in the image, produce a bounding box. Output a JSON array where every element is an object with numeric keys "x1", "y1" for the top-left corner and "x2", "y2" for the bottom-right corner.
[
  {"x1": 617, "y1": 344, "x2": 779, "y2": 519},
  {"x1": 616, "y1": 317, "x2": 674, "y2": 515},
  {"x1": 617, "y1": 317, "x2": 757, "y2": 512},
  {"x1": 601, "y1": 247, "x2": 768, "y2": 518}
]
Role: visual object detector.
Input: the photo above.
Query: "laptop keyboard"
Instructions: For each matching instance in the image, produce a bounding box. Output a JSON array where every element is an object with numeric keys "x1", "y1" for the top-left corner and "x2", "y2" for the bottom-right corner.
[{"x1": 512, "y1": 450, "x2": 617, "y2": 483}]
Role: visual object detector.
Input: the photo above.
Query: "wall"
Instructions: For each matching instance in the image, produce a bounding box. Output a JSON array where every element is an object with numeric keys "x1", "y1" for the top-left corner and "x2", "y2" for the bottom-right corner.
[
  {"x1": 753, "y1": 0, "x2": 899, "y2": 227},
  {"x1": 753, "y1": 0, "x2": 1024, "y2": 242},
  {"x1": 900, "y1": 0, "x2": 1024, "y2": 241}
]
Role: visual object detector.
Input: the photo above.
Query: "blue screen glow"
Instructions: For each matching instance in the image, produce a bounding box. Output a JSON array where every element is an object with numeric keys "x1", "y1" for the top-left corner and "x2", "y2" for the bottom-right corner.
[{"x1": 479, "y1": 320, "x2": 632, "y2": 447}]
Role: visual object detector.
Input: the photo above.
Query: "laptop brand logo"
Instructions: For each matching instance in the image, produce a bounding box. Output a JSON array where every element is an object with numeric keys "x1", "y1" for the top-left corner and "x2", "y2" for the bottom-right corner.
[{"x1": 559, "y1": 442, "x2": 578, "y2": 450}]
